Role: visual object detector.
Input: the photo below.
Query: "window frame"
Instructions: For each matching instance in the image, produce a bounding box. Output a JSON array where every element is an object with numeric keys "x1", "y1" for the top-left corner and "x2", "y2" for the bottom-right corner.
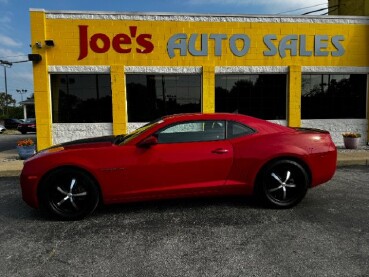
[
  {"x1": 50, "y1": 73, "x2": 112, "y2": 123},
  {"x1": 215, "y1": 74, "x2": 287, "y2": 120},
  {"x1": 301, "y1": 73, "x2": 367, "y2": 119},
  {"x1": 154, "y1": 120, "x2": 255, "y2": 144},
  {"x1": 126, "y1": 73, "x2": 202, "y2": 122}
]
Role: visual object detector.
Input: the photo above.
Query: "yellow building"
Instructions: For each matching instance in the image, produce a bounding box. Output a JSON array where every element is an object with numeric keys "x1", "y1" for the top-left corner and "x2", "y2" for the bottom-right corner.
[{"x1": 30, "y1": 9, "x2": 369, "y2": 150}]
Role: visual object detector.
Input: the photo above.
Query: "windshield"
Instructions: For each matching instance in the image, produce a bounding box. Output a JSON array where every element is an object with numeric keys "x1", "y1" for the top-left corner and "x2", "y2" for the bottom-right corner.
[
  {"x1": 115, "y1": 118, "x2": 164, "y2": 145},
  {"x1": 24, "y1": 118, "x2": 36, "y2": 123}
]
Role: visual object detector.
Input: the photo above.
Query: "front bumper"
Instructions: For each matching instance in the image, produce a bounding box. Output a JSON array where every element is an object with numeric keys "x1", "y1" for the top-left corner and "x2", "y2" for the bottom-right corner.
[{"x1": 20, "y1": 168, "x2": 40, "y2": 209}]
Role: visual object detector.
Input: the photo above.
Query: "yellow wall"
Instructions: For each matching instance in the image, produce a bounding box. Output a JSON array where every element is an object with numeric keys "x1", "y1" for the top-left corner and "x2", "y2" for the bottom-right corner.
[
  {"x1": 288, "y1": 65, "x2": 302, "y2": 127},
  {"x1": 30, "y1": 11, "x2": 52, "y2": 150},
  {"x1": 110, "y1": 65, "x2": 127, "y2": 135},
  {"x1": 30, "y1": 10, "x2": 369, "y2": 149},
  {"x1": 42, "y1": 19, "x2": 368, "y2": 67}
]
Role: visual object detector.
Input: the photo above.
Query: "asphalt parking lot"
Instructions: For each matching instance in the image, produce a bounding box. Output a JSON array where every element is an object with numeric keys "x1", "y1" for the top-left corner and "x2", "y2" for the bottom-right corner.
[{"x1": 0, "y1": 166, "x2": 368, "y2": 277}]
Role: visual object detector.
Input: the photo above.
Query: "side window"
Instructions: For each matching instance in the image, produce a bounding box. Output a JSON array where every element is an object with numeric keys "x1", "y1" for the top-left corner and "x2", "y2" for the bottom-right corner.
[
  {"x1": 157, "y1": 121, "x2": 226, "y2": 143},
  {"x1": 227, "y1": 121, "x2": 255, "y2": 139}
]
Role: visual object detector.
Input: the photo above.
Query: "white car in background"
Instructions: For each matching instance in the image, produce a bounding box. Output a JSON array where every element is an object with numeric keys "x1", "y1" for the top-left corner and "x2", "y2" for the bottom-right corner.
[{"x1": 0, "y1": 124, "x2": 6, "y2": 133}]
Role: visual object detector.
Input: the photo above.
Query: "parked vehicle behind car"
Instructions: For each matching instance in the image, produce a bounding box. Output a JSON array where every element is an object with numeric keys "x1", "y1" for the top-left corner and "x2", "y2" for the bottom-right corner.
[
  {"x1": 4, "y1": 118, "x2": 23, "y2": 129},
  {"x1": 17, "y1": 118, "x2": 36, "y2": 134},
  {"x1": 0, "y1": 124, "x2": 6, "y2": 133}
]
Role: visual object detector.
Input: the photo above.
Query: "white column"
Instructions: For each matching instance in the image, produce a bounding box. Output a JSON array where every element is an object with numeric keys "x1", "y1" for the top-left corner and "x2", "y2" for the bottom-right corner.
[{"x1": 23, "y1": 105, "x2": 27, "y2": 119}]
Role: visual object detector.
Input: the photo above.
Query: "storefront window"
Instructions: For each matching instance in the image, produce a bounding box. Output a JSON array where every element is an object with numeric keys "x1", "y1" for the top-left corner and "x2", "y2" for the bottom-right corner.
[
  {"x1": 302, "y1": 74, "x2": 367, "y2": 119},
  {"x1": 126, "y1": 74, "x2": 201, "y2": 122},
  {"x1": 215, "y1": 74, "x2": 287, "y2": 120},
  {"x1": 51, "y1": 74, "x2": 112, "y2": 123}
]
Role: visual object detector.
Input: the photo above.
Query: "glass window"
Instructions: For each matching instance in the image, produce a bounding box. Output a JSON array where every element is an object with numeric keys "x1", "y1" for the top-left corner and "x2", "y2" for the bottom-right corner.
[
  {"x1": 227, "y1": 121, "x2": 255, "y2": 139},
  {"x1": 215, "y1": 74, "x2": 287, "y2": 120},
  {"x1": 51, "y1": 74, "x2": 112, "y2": 123},
  {"x1": 126, "y1": 74, "x2": 201, "y2": 122},
  {"x1": 156, "y1": 120, "x2": 225, "y2": 143},
  {"x1": 302, "y1": 74, "x2": 367, "y2": 119}
]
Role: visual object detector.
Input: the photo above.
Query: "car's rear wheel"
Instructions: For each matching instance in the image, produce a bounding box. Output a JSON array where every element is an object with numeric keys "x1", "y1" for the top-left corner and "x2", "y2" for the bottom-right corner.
[
  {"x1": 257, "y1": 160, "x2": 309, "y2": 208},
  {"x1": 39, "y1": 168, "x2": 100, "y2": 220}
]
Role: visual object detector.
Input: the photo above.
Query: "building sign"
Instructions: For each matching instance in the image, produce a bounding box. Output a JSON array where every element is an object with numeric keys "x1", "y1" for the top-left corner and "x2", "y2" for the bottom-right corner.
[
  {"x1": 167, "y1": 33, "x2": 345, "y2": 58},
  {"x1": 78, "y1": 25, "x2": 154, "y2": 60},
  {"x1": 77, "y1": 25, "x2": 345, "y2": 60}
]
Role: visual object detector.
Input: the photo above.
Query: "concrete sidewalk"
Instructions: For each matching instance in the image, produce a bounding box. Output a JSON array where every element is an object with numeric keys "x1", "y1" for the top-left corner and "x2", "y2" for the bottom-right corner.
[
  {"x1": 336, "y1": 146, "x2": 369, "y2": 166},
  {"x1": 0, "y1": 149, "x2": 24, "y2": 177},
  {"x1": 0, "y1": 147, "x2": 369, "y2": 177}
]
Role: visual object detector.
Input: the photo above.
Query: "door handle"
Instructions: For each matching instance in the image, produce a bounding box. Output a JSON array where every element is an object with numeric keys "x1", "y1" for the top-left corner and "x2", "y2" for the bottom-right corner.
[{"x1": 212, "y1": 148, "x2": 229, "y2": 154}]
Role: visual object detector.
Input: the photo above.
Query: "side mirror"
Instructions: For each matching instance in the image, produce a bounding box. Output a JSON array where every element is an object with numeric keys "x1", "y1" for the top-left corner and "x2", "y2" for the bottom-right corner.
[{"x1": 138, "y1": 136, "x2": 158, "y2": 148}]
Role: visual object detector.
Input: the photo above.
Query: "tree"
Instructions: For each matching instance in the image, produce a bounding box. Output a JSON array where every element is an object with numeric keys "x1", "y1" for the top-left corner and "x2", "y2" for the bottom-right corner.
[{"x1": 0, "y1": 92, "x2": 16, "y2": 116}]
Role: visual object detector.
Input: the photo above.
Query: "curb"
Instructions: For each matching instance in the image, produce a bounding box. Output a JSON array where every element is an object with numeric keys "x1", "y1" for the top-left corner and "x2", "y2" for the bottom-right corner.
[
  {"x1": 337, "y1": 159, "x2": 369, "y2": 167},
  {"x1": 1, "y1": 171, "x2": 21, "y2": 177}
]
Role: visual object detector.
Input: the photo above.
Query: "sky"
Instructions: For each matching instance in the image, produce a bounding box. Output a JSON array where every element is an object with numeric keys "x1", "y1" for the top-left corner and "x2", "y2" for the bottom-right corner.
[{"x1": 0, "y1": 0, "x2": 328, "y2": 104}]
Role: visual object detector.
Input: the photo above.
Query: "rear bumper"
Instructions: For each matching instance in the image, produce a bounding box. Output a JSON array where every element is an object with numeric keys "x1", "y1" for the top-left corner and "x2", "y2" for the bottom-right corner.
[{"x1": 308, "y1": 148, "x2": 337, "y2": 187}]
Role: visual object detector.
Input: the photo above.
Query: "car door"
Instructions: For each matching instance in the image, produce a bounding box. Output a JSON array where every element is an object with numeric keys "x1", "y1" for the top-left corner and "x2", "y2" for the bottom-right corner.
[{"x1": 118, "y1": 120, "x2": 234, "y2": 197}]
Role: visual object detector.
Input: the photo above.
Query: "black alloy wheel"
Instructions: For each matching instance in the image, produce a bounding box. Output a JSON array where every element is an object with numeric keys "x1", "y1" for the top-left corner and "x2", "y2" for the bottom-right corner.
[
  {"x1": 39, "y1": 168, "x2": 100, "y2": 220},
  {"x1": 258, "y1": 160, "x2": 309, "y2": 208}
]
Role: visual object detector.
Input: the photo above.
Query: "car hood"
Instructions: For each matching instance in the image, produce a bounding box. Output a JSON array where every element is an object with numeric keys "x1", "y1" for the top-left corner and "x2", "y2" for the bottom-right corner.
[{"x1": 48, "y1": 135, "x2": 117, "y2": 151}]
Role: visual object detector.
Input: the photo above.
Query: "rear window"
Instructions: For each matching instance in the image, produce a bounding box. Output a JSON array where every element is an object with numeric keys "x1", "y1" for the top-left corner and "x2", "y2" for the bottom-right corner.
[{"x1": 227, "y1": 121, "x2": 255, "y2": 139}]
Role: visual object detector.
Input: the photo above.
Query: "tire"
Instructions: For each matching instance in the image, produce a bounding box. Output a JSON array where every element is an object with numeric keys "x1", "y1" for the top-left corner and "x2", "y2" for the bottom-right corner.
[
  {"x1": 39, "y1": 168, "x2": 100, "y2": 220},
  {"x1": 257, "y1": 160, "x2": 309, "y2": 208}
]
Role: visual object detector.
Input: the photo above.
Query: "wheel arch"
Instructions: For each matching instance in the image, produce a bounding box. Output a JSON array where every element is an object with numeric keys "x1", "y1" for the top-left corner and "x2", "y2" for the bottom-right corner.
[
  {"x1": 253, "y1": 156, "x2": 312, "y2": 195},
  {"x1": 37, "y1": 165, "x2": 103, "y2": 205}
]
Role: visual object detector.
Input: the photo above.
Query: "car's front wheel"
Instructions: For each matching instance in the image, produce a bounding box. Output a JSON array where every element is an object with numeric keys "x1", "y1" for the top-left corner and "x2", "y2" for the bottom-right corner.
[
  {"x1": 39, "y1": 168, "x2": 100, "y2": 220},
  {"x1": 257, "y1": 160, "x2": 309, "y2": 208}
]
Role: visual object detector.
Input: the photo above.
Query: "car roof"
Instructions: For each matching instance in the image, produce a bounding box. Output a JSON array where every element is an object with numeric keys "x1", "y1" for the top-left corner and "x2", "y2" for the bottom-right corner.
[
  {"x1": 161, "y1": 113, "x2": 290, "y2": 133},
  {"x1": 163, "y1": 113, "x2": 252, "y2": 121}
]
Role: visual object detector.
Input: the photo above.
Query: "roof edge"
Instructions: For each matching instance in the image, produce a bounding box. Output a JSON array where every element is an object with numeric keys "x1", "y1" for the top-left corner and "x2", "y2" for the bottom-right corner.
[{"x1": 29, "y1": 8, "x2": 369, "y2": 20}]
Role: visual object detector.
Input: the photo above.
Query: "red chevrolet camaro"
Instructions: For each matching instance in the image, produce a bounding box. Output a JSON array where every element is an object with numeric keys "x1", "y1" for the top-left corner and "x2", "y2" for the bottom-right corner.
[{"x1": 20, "y1": 113, "x2": 337, "y2": 220}]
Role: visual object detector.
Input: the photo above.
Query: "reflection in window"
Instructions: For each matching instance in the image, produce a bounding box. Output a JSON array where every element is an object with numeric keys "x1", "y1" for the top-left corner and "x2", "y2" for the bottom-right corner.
[
  {"x1": 51, "y1": 74, "x2": 112, "y2": 123},
  {"x1": 215, "y1": 74, "x2": 287, "y2": 120},
  {"x1": 302, "y1": 74, "x2": 367, "y2": 119},
  {"x1": 126, "y1": 74, "x2": 201, "y2": 122},
  {"x1": 157, "y1": 120, "x2": 225, "y2": 143}
]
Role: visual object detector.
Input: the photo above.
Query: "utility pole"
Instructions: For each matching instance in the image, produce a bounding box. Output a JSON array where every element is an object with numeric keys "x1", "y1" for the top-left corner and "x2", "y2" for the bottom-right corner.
[{"x1": 0, "y1": 59, "x2": 13, "y2": 115}]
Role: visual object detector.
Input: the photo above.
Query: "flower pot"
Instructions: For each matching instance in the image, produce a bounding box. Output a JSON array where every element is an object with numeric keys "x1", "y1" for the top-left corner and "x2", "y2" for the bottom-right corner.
[
  {"x1": 343, "y1": 137, "x2": 360, "y2": 149},
  {"x1": 17, "y1": 145, "x2": 36, "y2": 160}
]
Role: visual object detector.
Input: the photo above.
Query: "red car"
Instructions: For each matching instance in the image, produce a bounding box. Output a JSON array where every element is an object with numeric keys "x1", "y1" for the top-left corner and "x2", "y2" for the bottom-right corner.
[{"x1": 20, "y1": 113, "x2": 337, "y2": 220}]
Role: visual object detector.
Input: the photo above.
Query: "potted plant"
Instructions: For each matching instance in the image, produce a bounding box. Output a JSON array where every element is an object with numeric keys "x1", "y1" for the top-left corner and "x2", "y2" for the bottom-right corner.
[
  {"x1": 17, "y1": 138, "x2": 36, "y2": 160},
  {"x1": 342, "y1": 132, "x2": 361, "y2": 149}
]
